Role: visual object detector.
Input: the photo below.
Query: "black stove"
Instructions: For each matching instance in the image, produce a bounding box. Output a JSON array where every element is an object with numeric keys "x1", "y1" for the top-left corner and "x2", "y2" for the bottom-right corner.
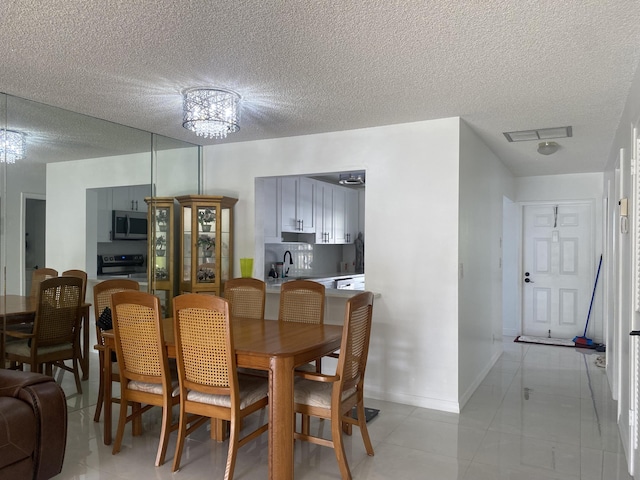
[{"x1": 97, "y1": 254, "x2": 145, "y2": 276}]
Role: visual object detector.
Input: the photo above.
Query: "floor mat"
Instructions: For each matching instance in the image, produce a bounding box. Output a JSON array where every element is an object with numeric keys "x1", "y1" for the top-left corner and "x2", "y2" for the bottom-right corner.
[
  {"x1": 350, "y1": 407, "x2": 380, "y2": 423},
  {"x1": 514, "y1": 335, "x2": 579, "y2": 347}
]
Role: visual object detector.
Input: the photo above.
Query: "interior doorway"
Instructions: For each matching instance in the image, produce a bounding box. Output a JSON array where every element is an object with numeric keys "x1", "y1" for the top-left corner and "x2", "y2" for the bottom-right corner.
[{"x1": 24, "y1": 196, "x2": 46, "y2": 295}]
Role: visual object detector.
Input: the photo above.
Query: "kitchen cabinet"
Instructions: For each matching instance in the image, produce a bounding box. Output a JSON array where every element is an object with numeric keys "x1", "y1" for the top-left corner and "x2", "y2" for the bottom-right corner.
[
  {"x1": 315, "y1": 182, "x2": 359, "y2": 244},
  {"x1": 280, "y1": 176, "x2": 315, "y2": 233},
  {"x1": 176, "y1": 195, "x2": 237, "y2": 296},
  {"x1": 145, "y1": 197, "x2": 177, "y2": 317},
  {"x1": 344, "y1": 188, "x2": 359, "y2": 244},
  {"x1": 97, "y1": 188, "x2": 113, "y2": 242},
  {"x1": 112, "y1": 185, "x2": 150, "y2": 212},
  {"x1": 261, "y1": 177, "x2": 281, "y2": 243}
]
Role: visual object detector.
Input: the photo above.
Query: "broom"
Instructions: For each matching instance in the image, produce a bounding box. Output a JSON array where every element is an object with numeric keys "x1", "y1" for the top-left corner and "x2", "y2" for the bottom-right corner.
[{"x1": 573, "y1": 254, "x2": 602, "y2": 347}]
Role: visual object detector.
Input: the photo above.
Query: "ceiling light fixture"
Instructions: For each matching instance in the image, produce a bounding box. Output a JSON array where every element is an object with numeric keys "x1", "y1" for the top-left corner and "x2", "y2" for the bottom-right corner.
[
  {"x1": 0, "y1": 129, "x2": 26, "y2": 163},
  {"x1": 339, "y1": 173, "x2": 365, "y2": 185},
  {"x1": 182, "y1": 88, "x2": 240, "y2": 139},
  {"x1": 537, "y1": 141, "x2": 560, "y2": 155}
]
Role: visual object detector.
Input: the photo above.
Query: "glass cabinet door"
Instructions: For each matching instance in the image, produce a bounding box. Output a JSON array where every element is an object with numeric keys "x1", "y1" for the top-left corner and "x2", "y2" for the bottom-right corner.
[{"x1": 196, "y1": 205, "x2": 216, "y2": 283}]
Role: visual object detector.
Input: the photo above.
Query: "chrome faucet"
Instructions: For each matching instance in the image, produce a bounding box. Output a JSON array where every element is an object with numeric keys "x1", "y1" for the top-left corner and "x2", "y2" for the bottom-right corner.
[{"x1": 283, "y1": 250, "x2": 293, "y2": 277}]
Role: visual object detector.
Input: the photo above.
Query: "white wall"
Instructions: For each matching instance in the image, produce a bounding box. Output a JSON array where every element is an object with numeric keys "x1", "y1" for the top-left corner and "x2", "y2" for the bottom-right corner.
[
  {"x1": 601, "y1": 54, "x2": 640, "y2": 471},
  {"x1": 515, "y1": 173, "x2": 605, "y2": 341},
  {"x1": 205, "y1": 118, "x2": 464, "y2": 411},
  {"x1": 458, "y1": 120, "x2": 515, "y2": 407}
]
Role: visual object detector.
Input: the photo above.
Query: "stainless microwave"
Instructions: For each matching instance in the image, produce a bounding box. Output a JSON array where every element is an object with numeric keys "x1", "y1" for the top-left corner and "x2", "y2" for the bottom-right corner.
[{"x1": 112, "y1": 210, "x2": 148, "y2": 240}]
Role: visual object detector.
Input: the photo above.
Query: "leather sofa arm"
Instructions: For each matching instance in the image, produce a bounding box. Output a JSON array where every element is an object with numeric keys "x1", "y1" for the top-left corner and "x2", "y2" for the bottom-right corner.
[
  {"x1": 0, "y1": 369, "x2": 52, "y2": 398},
  {"x1": 0, "y1": 370, "x2": 67, "y2": 480}
]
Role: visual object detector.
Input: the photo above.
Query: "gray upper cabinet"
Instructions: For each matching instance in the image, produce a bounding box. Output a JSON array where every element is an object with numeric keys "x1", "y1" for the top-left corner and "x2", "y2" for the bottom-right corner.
[{"x1": 280, "y1": 176, "x2": 315, "y2": 234}]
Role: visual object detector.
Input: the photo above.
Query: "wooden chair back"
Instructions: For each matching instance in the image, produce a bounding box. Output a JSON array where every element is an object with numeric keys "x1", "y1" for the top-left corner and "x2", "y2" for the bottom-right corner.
[
  {"x1": 33, "y1": 276, "x2": 83, "y2": 348},
  {"x1": 173, "y1": 293, "x2": 236, "y2": 395},
  {"x1": 278, "y1": 280, "x2": 325, "y2": 324},
  {"x1": 61, "y1": 269, "x2": 88, "y2": 303},
  {"x1": 224, "y1": 277, "x2": 266, "y2": 320},
  {"x1": 110, "y1": 291, "x2": 169, "y2": 388},
  {"x1": 93, "y1": 279, "x2": 140, "y2": 346},
  {"x1": 337, "y1": 291, "x2": 374, "y2": 393},
  {"x1": 29, "y1": 267, "x2": 58, "y2": 297}
]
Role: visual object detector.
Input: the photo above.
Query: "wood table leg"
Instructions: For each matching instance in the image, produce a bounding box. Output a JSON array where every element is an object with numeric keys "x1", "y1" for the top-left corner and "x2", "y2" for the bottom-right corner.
[
  {"x1": 269, "y1": 355, "x2": 295, "y2": 480},
  {"x1": 80, "y1": 305, "x2": 90, "y2": 380}
]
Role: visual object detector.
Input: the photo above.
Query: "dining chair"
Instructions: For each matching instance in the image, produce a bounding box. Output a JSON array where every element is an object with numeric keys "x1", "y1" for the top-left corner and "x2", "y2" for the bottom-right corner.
[
  {"x1": 4, "y1": 276, "x2": 84, "y2": 394},
  {"x1": 224, "y1": 277, "x2": 266, "y2": 320},
  {"x1": 279, "y1": 279, "x2": 326, "y2": 372},
  {"x1": 110, "y1": 290, "x2": 179, "y2": 466},
  {"x1": 61, "y1": 269, "x2": 88, "y2": 374},
  {"x1": 293, "y1": 291, "x2": 375, "y2": 480},
  {"x1": 92, "y1": 279, "x2": 140, "y2": 423},
  {"x1": 172, "y1": 293, "x2": 269, "y2": 476},
  {"x1": 29, "y1": 267, "x2": 58, "y2": 297}
]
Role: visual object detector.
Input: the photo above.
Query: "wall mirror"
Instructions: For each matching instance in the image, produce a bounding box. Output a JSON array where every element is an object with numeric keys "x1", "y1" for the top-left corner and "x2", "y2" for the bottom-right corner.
[{"x1": 0, "y1": 91, "x2": 199, "y2": 303}]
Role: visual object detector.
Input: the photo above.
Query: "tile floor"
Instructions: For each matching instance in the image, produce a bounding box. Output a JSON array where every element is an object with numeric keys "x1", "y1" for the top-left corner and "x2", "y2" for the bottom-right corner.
[{"x1": 55, "y1": 337, "x2": 632, "y2": 479}]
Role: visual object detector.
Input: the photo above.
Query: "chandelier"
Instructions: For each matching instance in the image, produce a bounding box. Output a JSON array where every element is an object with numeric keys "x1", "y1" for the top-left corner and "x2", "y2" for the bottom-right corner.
[
  {"x1": 182, "y1": 88, "x2": 240, "y2": 139},
  {"x1": 0, "y1": 129, "x2": 26, "y2": 164}
]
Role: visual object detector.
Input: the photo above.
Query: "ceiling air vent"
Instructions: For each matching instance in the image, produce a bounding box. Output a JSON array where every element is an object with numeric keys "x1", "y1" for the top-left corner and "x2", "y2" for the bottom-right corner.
[{"x1": 503, "y1": 126, "x2": 572, "y2": 142}]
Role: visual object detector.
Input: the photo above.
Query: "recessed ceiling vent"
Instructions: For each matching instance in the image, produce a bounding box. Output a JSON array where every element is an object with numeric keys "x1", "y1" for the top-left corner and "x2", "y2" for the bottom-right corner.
[
  {"x1": 503, "y1": 126, "x2": 572, "y2": 143},
  {"x1": 339, "y1": 173, "x2": 365, "y2": 185}
]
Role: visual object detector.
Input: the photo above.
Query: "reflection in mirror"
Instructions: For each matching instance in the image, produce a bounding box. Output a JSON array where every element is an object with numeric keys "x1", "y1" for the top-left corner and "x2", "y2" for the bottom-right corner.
[{"x1": 0, "y1": 92, "x2": 202, "y2": 375}]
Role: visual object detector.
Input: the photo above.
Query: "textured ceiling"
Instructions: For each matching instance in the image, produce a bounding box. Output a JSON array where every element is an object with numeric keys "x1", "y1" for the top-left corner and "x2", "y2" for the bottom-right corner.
[{"x1": 2, "y1": 1, "x2": 640, "y2": 176}]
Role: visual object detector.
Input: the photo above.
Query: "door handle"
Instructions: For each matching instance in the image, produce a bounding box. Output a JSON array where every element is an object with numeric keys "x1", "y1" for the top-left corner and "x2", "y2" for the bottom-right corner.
[{"x1": 524, "y1": 278, "x2": 534, "y2": 283}]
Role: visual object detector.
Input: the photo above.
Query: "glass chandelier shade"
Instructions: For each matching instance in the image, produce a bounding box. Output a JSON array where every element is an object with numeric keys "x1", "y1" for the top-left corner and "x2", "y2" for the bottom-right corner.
[
  {"x1": 182, "y1": 88, "x2": 240, "y2": 139},
  {"x1": 0, "y1": 129, "x2": 26, "y2": 163}
]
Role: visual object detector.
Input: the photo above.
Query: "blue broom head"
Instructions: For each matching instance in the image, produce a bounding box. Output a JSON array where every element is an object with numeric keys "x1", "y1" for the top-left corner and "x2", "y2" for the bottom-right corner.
[{"x1": 573, "y1": 335, "x2": 594, "y2": 346}]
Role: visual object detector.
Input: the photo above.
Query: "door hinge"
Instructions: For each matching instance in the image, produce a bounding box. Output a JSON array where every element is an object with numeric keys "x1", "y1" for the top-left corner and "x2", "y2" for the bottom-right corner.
[{"x1": 630, "y1": 409, "x2": 636, "y2": 428}]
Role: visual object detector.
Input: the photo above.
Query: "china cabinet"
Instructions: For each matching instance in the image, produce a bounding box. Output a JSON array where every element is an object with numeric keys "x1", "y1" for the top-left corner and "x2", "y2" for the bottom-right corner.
[
  {"x1": 176, "y1": 195, "x2": 238, "y2": 296},
  {"x1": 145, "y1": 197, "x2": 177, "y2": 316}
]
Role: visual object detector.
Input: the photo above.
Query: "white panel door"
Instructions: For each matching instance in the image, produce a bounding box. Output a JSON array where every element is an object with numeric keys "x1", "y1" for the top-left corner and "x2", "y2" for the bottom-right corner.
[{"x1": 522, "y1": 203, "x2": 594, "y2": 338}]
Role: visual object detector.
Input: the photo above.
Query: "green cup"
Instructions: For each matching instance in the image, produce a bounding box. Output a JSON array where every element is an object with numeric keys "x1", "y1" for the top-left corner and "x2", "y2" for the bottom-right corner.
[{"x1": 240, "y1": 258, "x2": 253, "y2": 278}]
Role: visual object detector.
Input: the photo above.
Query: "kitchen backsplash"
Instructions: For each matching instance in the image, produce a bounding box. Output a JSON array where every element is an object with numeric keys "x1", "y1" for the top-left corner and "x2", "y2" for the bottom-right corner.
[{"x1": 264, "y1": 243, "x2": 357, "y2": 279}]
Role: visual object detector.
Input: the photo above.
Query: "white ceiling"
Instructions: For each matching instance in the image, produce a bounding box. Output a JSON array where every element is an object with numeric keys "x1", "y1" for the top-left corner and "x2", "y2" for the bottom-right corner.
[{"x1": 2, "y1": 1, "x2": 640, "y2": 177}]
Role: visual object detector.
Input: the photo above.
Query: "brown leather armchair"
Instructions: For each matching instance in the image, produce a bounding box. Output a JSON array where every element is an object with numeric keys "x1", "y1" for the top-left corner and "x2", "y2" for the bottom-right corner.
[{"x1": 0, "y1": 369, "x2": 67, "y2": 479}]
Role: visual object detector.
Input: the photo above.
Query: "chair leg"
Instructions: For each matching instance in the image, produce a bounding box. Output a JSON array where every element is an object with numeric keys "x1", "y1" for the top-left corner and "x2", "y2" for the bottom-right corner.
[
  {"x1": 72, "y1": 357, "x2": 83, "y2": 394},
  {"x1": 172, "y1": 403, "x2": 188, "y2": 472},
  {"x1": 94, "y1": 352, "x2": 105, "y2": 422},
  {"x1": 331, "y1": 413, "x2": 352, "y2": 480},
  {"x1": 224, "y1": 417, "x2": 240, "y2": 480},
  {"x1": 154, "y1": 400, "x2": 172, "y2": 466},
  {"x1": 355, "y1": 402, "x2": 374, "y2": 456},
  {"x1": 112, "y1": 397, "x2": 129, "y2": 455}
]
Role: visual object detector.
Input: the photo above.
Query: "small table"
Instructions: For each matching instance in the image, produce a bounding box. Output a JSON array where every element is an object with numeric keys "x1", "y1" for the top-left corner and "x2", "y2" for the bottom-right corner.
[
  {"x1": 101, "y1": 317, "x2": 342, "y2": 480},
  {"x1": 0, "y1": 295, "x2": 92, "y2": 380}
]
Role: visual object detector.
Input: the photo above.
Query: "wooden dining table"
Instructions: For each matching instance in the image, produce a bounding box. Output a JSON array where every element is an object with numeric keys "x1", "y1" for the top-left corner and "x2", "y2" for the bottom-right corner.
[
  {"x1": 101, "y1": 316, "x2": 343, "y2": 480},
  {"x1": 0, "y1": 294, "x2": 92, "y2": 380}
]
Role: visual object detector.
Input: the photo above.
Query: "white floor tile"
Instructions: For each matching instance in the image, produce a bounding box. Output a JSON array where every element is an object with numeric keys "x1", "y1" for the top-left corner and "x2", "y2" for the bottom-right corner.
[{"x1": 49, "y1": 337, "x2": 633, "y2": 480}]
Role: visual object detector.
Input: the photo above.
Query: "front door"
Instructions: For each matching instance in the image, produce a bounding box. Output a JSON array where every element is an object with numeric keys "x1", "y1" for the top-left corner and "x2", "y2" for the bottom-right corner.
[{"x1": 522, "y1": 202, "x2": 594, "y2": 338}]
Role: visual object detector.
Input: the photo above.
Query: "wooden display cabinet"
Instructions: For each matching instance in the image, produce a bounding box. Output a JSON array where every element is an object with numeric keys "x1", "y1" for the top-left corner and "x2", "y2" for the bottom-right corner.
[
  {"x1": 176, "y1": 195, "x2": 238, "y2": 296},
  {"x1": 146, "y1": 197, "x2": 177, "y2": 316}
]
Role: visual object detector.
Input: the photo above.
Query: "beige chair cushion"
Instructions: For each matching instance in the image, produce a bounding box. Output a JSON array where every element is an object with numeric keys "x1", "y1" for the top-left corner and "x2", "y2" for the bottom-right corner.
[
  {"x1": 186, "y1": 374, "x2": 268, "y2": 409},
  {"x1": 128, "y1": 380, "x2": 179, "y2": 397},
  {"x1": 5, "y1": 340, "x2": 73, "y2": 357},
  {"x1": 294, "y1": 379, "x2": 356, "y2": 409}
]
